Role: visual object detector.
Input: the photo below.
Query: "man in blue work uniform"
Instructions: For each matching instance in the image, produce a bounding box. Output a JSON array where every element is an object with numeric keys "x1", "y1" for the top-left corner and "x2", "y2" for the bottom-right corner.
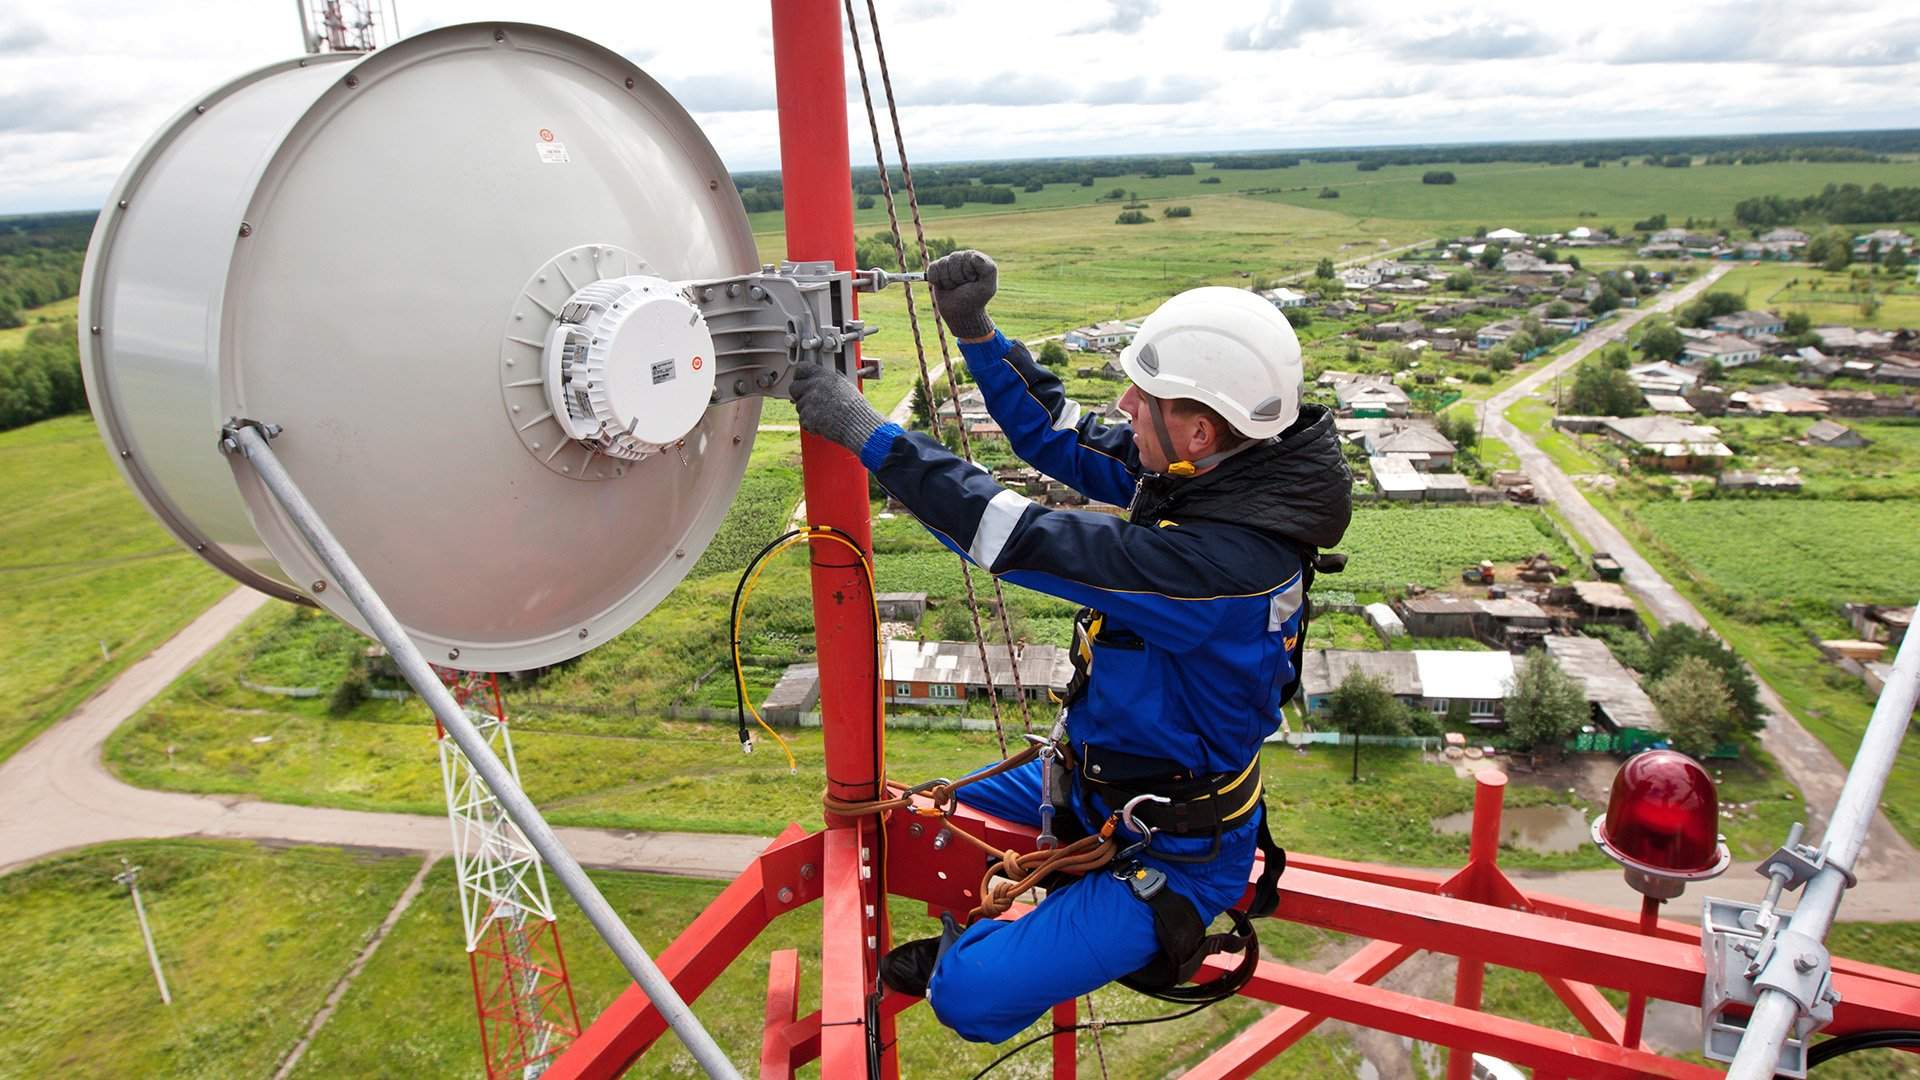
[{"x1": 789, "y1": 250, "x2": 1350, "y2": 1043}]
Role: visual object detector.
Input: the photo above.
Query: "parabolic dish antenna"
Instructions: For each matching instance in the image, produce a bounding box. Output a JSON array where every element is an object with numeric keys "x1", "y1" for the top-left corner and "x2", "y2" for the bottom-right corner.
[{"x1": 80, "y1": 23, "x2": 764, "y2": 670}]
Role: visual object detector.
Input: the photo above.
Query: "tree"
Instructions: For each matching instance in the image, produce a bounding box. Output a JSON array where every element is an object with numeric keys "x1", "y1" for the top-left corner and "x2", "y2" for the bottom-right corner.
[
  {"x1": 1422, "y1": 170, "x2": 1457, "y2": 185},
  {"x1": 1822, "y1": 229, "x2": 1853, "y2": 272},
  {"x1": 856, "y1": 194, "x2": 876, "y2": 210},
  {"x1": 1477, "y1": 244, "x2": 1503, "y2": 270},
  {"x1": 1037, "y1": 340, "x2": 1070, "y2": 369},
  {"x1": 1650, "y1": 655, "x2": 1738, "y2": 757},
  {"x1": 1163, "y1": 205, "x2": 1193, "y2": 218},
  {"x1": 1444, "y1": 270, "x2": 1475, "y2": 293},
  {"x1": 1436, "y1": 409, "x2": 1478, "y2": 450},
  {"x1": 1325, "y1": 670, "x2": 1408, "y2": 782},
  {"x1": 1569, "y1": 360, "x2": 1640, "y2": 416},
  {"x1": 1546, "y1": 301, "x2": 1573, "y2": 319},
  {"x1": 1647, "y1": 625, "x2": 1763, "y2": 732},
  {"x1": 1639, "y1": 320, "x2": 1685, "y2": 361},
  {"x1": 1503, "y1": 651, "x2": 1589, "y2": 751},
  {"x1": 1484, "y1": 347, "x2": 1516, "y2": 373},
  {"x1": 1887, "y1": 245, "x2": 1909, "y2": 274},
  {"x1": 1115, "y1": 210, "x2": 1151, "y2": 225},
  {"x1": 1784, "y1": 311, "x2": 1813, "y2": 337},
  {"x1": 1315, "y1": 257, "x2": 1337, "y2": 281}
]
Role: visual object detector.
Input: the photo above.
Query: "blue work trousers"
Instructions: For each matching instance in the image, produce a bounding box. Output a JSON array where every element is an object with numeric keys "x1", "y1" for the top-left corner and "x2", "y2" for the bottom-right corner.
[{"x1": 926, "y1": 757, "x2": 1258, "y2": 1043}]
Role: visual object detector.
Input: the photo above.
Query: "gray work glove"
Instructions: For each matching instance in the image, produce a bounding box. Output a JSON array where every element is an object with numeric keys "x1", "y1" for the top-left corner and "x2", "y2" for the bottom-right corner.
[
  {"x1": 789, "y1": 362, "x2": 886, "y2": 456},
  {"x1": 927, "y1": 249, "x2": 998, "y2": 340}
]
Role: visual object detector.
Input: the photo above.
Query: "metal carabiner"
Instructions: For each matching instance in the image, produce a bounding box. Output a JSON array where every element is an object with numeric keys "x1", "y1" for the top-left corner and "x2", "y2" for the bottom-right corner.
[
  {"x1": 1024, "y1": 734, "x2": 1062, "y2": 850},
  {"x1": 1120, "y1": 793, "x2": 1171, "y2": 838},
  {"x1": 902, "y1": 776, "x2": 954, "y2": 814}
]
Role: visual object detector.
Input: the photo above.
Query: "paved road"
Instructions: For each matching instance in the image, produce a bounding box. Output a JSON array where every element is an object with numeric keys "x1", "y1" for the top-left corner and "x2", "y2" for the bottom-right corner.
[
  {"x1": 1478, "y1": 264, "x2": 1919, "y2": 879},
  {"x1": 0, "y1": 587, "x2": 770, "y2": 880}
]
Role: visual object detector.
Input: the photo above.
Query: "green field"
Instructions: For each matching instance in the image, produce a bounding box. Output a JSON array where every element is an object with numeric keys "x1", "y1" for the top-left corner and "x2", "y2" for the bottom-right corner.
[
  {"x1": 0, "y1": 416, "x2": 231, "y2": 763},
  {"x1": 1628, "y1": 500, "x2": 1920, "y2": 609},
  {"x1": 1706, "y1": 261, "x2": 1920, "y2": 330},
  {"x1": 1328, "y1": 505, "x2": 1578, "y2": 596},
  {"x1": 1713, "y1": 416, "x2": 1920, "y2": 499},
  {"x1": 0, "y1": 840, "x2": 422, "y2": 1078}
]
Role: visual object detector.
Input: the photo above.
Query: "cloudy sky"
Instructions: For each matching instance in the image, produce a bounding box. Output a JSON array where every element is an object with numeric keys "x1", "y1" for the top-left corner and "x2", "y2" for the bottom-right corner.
[{"x1": 4, "y1": 0, "x2": 1918, "y2": 213}]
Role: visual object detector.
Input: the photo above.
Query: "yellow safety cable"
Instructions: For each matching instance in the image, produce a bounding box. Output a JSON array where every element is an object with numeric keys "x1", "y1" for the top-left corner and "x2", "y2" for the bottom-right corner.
[{"x1": 731, "y1": 527, "x2": 885, "y2": 774}]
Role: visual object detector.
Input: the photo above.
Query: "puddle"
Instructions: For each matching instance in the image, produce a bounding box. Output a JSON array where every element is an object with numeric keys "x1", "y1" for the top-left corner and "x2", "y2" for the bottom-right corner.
[{"x1": 1432, "y1": 803, "x2": 1591, "y2": 854}]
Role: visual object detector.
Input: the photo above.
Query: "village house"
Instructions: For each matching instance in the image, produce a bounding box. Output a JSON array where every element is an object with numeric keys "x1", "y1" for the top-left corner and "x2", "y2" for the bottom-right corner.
[
  {"x1": 1363, "y1": 420, "x2": 1457, "y2": 471},
  {"x1": 1626, "y1": 361, "x2": 1698, "y2": 397},
  {"x1": 1475, "y1": 320, "x2": 1521, "y2": 350},
  {"x1": 1360, "y1": 319, "x2": 1426, "y2": 341},
  {"x1": 1731, "y1": 384, "x2": 1831, "y2": 416},
  {"x1": 882, "y1": 639, "x2": 1072, "y2": 705},
  {"x1": 1484, "y1": 227, "x2": 1528, "y2": 242},
  {"x1": 1298, "y1": 649, "x2": 1515, "y2": 723},
  {"x1": 1758, "y1": 227, "x2": 1809, "y2": 247},
  {"x1": 1873, "y1": 355, "x2": 1920, "y2": 387},
  {"x1": 1814, "y1": 326, "x2": 1895, "y2": 353},
  {"x1": 1717, "y1": 469, "x2": 1802, "y2": 492},
  {"x1": 874, "y1": 593, "x2": 929, "y2": 622},
  {"x1": 1321, "y1": 299, "x2": 1364, "y2": 318},
  {"x1": 1062, "y1": 320, "x2": 1139, "y2": 352},
  {"x1": 1331, "y1": 375, "x2": 1412, "y2": 418},
  {"x1": 1846, "y1": 603, "x2": 1912, "y2": 647},
  {"x1": 1260, "y1": 286, "x2": 1311, "y2": 309},
  {"x1": 1339, "y1": 266, "x2": 1382, "y2": 289},
  {"x1": 1600, "y1": 416, "x2": 1734, "y2": 471},
  {"x1": 1555, "y1": 580, "x2": 1639, "y2": 629},
  {"x1": 1805, "y1": 419, "x2": 1869, "y2": 448},
  {"x1": 1680, "y1": 333, "x2": 1763, "y2": 368},
  {"x1": 1708, "y1": 310, "x2": 1785, "y2": 338},
  {"x1": 1852, "y1": 229, "x2": 1914, "y2": 257},
  {"x1": 1817, "y1": 389, "x2": 1919, "y2": 418},
  {"x1": 1499, "y1": 251, "x2": 1575, "y2": 276},
  {"x1": 1393, "y1": 594, "x2": 1552, "y2": 649}
]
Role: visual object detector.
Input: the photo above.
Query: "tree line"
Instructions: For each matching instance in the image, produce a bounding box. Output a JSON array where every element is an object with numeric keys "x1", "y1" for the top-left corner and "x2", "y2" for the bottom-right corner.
[
  {"x1": 0, "y1": 212, "x2": 91, "y2": 330},
  {"x1": 1734, "y1": 183, "x2": 1920, "y2": 226},
  {"x1": 0, "y1": 323, "x2": 84, "y2": 431}
]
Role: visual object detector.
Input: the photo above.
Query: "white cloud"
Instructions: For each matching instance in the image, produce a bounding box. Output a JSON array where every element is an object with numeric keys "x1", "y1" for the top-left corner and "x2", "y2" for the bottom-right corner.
[{"x1": 2, "y1": 0, "x2": 1917, "y2": 214}]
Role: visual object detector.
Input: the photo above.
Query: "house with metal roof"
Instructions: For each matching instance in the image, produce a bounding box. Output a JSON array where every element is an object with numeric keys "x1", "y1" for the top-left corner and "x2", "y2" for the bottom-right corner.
[
  {"x1": 881, "y1": 639, "x2": 1071, "y2": 705},
  {"x1": 1599, "y1": 416, "x2": 1733, "y2": 470}
]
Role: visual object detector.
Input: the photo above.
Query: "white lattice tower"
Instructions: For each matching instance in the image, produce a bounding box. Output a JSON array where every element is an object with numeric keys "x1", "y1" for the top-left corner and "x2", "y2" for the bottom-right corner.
[
  {"x1": 436, "y1": 671, "x2": 580, "y2": 1080},
  {"x1": 298, "y1": 0, "x2": 394, "y2": 53}
]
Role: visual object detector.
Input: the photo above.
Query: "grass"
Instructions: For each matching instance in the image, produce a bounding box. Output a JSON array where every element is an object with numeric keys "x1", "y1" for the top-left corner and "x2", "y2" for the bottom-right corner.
[
  {"x1": 1706, "y1": 261, "x2": 1920, "y2": 331},
  {"x1": 1506, "y1": 394, "x2": 1612, "y2": 475},
  {"x1": 0, "y1": 415, "x2": 232, "y2": 763},
  {"x1": 0, "y1": 839, "x2": 423, "y2": 1078},
  {"x1": 1711, "y1": 416, "x2": 1920, "y2": 499},
  {"x1": 294, "y1": 860, "x2": 1362, "y2": 1079},
  {"x1": 1329, "y1": 505, "x2": 1577, "y2": 597},
  {"x1": 1590, "y1": 493, "x2": 1920, "y2": 843}
]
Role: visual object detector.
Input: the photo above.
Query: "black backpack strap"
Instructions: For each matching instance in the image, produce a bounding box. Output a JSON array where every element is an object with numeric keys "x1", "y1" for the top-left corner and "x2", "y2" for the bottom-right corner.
[{"x1": 1247, "y1": 805, "x2": 1288, "y2": 919}]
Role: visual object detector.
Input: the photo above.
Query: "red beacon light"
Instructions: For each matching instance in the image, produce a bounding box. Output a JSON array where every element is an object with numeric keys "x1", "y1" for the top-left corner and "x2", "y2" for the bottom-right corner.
[{"x1": 1592, "y1": 749, "x2": 1731, "y2": 899}]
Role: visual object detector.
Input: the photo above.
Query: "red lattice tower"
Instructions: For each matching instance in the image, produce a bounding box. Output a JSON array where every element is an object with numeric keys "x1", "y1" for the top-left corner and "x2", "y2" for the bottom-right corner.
[{"x1": 440, "y1": 670, "x2": 584, "y2": 1079}]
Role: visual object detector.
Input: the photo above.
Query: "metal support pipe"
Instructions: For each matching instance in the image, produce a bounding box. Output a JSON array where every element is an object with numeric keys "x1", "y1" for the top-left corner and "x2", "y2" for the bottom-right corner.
[
  {"x1": 222, "y1": 421, "x2": 742, "y2": 1080},
  {"x1": 115, "y1": 861, "x2": 172, "y2": 1005},
  {"x1": 1623, "y1": 895, "x2": 1661, "y2": 1049},
  {"x1": 1447, "y1": 771, "x2": 1505, "y2": 1080},
  {"x1": 1727, "y1": 596, "x2": 1920, "y2": 1079}
]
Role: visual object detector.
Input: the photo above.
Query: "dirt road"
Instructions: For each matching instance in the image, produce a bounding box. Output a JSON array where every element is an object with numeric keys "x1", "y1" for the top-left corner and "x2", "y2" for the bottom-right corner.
[{"x1": 1478, "y1": 264, "x2": 1918, "y2": 878}]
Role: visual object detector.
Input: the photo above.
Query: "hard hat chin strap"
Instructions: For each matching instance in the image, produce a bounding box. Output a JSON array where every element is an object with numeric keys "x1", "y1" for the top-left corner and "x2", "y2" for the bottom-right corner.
[{"x1": 1138, "y1": 388, "x2": 1264, "y2": 478}]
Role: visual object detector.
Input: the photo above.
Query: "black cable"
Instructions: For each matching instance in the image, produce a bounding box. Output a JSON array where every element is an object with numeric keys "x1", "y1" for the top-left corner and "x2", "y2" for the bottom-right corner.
[
  {"x1": 1807, "y1": 1029, "x2": 1920, "y2": 1067},
  {"x1": 968, "y1": 1001, "x2": 1219, "y2": 1080},
  {"x1": 730, "y1": 529, "x2": 807, "y2": 752}
]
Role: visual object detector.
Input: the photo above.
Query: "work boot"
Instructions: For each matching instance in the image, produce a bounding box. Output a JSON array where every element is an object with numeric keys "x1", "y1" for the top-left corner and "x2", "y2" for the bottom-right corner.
[
  {"x1": 879, "y1": 936, "x2": 941, "y2": 997},
  {"x1": 879, "y1": 912, "x2": 964, "y2": 997}
]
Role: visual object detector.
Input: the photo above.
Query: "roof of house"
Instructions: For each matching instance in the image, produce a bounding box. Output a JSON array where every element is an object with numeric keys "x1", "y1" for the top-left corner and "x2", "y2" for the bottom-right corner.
[
  {"x1": 1814, "y1": 326, "x2": 1896, "y2": 351},
  {"x1": 1643, "y1": 394, "x2": 1696, "y2": 413},
  {"x1": 1709, "y1": 310, "x2": 1782, "y2": 331},
  {"x1": 1301, "y1": 649, "x2": 1421, "y2": 697},
  {"x1": 1806, "y1": 419, "x2": 1858, "y2": 442},
  {"x1": 1074, "y1": 320, "x2": 1138, "y2": 337},
  {"x1": 1335, "y1": 378, "x2": 1411, "y2": 407},
  {"x1": 1485, "y1": 227, "x2": 1527, "y2": 240},
  {"x1": 1412, "y1": 650, "x2": 1517, "y2": 701},
  {"x1": 1627, "y1": 361, "x2": 1698, "y2": 386},
  {"x1": 1542, "y1": 636, "x2": 1659, "y2": 731},
  {"x1": 1369, "y1": 422, "x2": 1457, "y2": 455},
  {"x1": 1601, "y1": 415, "x2": 1729, "y2": 449},
  {"x1": 1684, "y1": 334, "x2": 1762, "y2": 357},
  {"x1": 882, "y1": 640, "x2": 1072, "y2": 689}
]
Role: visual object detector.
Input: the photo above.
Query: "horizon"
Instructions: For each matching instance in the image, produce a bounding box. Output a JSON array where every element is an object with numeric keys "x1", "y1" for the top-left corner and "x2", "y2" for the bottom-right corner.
[{"x1": 8, "y1": 124, "x2": 1919, "y2": 219}]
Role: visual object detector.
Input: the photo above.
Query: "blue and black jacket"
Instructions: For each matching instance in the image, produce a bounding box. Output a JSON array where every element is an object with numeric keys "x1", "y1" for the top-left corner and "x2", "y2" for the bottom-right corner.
[{"x1": 857, "y1": 331, "x2": 1352, "y2": 786}]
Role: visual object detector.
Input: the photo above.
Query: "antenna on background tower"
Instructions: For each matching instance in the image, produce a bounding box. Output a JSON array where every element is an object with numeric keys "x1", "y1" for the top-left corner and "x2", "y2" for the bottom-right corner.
[{"x1": 296, "y1": 0, "x2": 394, "y2": 54}]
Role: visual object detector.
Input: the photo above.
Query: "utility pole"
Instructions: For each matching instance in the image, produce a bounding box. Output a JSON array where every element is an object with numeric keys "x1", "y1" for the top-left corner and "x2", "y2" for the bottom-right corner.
[{"x1": 114, "y1": 860, "x2": 172, "y2": 1005}]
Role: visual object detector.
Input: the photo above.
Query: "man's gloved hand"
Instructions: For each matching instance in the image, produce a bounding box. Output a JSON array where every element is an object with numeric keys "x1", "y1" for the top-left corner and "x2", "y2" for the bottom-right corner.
[
  {"x1": 789, "y1": 362, "x2": 886, "y2": 455},
  {"x1": 927, "y1": 249, "x2": 998, "y2": 340}
]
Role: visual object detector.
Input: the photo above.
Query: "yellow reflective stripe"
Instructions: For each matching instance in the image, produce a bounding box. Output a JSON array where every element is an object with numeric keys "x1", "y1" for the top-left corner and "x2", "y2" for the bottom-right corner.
[
  {"x1": 1222, "y1": 781, "x2": 1265, "y2": 823},
  {"x1": 1187, "y1": 755, "x2": 1259, "y2": 803}
]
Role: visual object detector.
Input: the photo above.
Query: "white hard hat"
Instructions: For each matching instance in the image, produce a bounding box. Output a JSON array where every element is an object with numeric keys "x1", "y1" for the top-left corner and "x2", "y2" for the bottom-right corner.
[{"x1": 1119, "y1": 286, "x2": 1303, "y2": 440}]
